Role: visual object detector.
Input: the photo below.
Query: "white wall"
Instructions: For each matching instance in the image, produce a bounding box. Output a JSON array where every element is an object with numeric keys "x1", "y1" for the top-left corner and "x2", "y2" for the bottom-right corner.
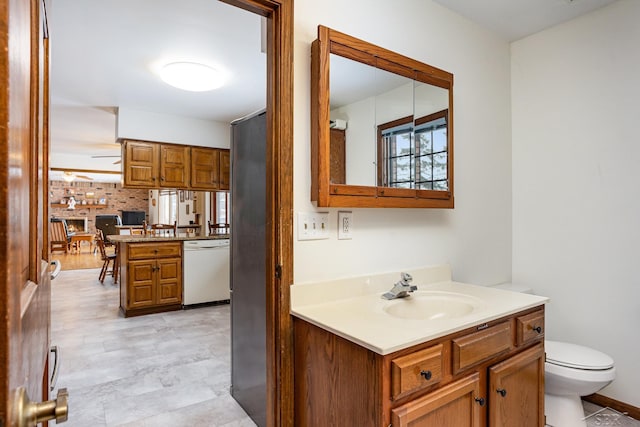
[
  {"x1": 117, "y1": 107, "x2": 230, "y2": 148},
  {"x1": 294, "y1": 0, "x2": 513, "y2": 284},
  {"x1": 512, "y1": 0, "x2": 640, "y2": 406}
]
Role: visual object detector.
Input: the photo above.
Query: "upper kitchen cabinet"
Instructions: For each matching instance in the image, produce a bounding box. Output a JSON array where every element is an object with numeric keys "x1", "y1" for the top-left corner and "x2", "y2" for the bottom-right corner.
[
  {"x1": 311, "y1": 25, "x2": 454, "y2": 208},
  {"x1": 122, "y1": 139, "x2": 230, "y2": 190},
  {"x1": 219, "y1": 149, "x2": 230, "y2": 191},
  {"x1": 191, "y1": 147, "x2": 230, "y2": 191},
  {"x1": 160, "y1": 144, "x2": 190, "y2": 188},
  {"x1": 191, "y1": 147, "x2": 220, "y2": 189},
  {"x1": 122, "y1": 140, "x2": 160, "y2": 187}
]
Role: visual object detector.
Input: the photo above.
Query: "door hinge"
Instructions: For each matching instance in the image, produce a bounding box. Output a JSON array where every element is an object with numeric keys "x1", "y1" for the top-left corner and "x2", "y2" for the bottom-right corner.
[{"x1": 275, "y1": 264, "x2": 282, "y2": 279}]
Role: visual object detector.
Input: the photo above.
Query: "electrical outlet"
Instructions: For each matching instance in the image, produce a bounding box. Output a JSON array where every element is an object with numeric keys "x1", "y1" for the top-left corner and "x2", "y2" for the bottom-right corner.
[
  {"x1": 297, "y1": 212, "x2": 330, "y2": 241},
  {"x1": 338, "y1": 211, "x2": 353, "y2": 240}
]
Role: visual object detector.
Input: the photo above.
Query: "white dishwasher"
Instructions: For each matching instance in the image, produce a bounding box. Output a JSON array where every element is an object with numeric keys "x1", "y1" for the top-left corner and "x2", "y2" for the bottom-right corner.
[{"x1": 183, "y1": 239, "x2": 230, "y2": 306}]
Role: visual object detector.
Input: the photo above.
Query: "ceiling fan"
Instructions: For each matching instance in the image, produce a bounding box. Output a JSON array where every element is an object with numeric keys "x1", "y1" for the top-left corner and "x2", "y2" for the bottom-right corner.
[
  {"x1": 63, "y1": 171, "x2": 94, "y2": 182},
  {"x1": 91, "y1": 154, "x2": 122, "y2": 165}
]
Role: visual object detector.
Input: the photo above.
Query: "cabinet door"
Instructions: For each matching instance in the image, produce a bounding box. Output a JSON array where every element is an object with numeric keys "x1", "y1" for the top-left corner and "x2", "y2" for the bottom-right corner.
[
  {"x1": 123, "y1": 140, "x2": 159, "y2": 187},
  {"x1": 160, "y1": 144, "x2": 190, "y2": 187},
  {"x1": 191, "y1": 147, "x2": 220, "y2": 189},
  {"x1": 219, "y1": 149, "x2": 230, "y2": 190},
  {"x1": 489, "y1": 343, "x2": 545, "y2": 427},
  {"x1": 127, "y1": 259, "x2": 156, "y2": 309},
  {"x1": 391, "y1": 373, "x2": 482, "y2": 427},
  {"x1": 156, "y1": 257, "x2": 182, "y2": 305}
]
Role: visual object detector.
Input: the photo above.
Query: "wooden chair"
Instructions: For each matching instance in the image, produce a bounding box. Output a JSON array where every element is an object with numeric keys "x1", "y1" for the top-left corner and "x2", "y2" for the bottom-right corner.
[
  {"x1": 151, "y1": 221, "x2": 177, "y2": 236},
  {"x1": 96, "y1": 230, "x2": 117, "y2": 283},
  {"x1": 50, "y1": 220, "x2": 70, "y2": 253},
  {"x1": 208, "y1": 220, "x2": 230, "y2": 235}
]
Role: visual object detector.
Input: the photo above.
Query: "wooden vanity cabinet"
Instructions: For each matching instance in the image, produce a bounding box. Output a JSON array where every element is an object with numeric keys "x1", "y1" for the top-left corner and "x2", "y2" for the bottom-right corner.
[
  {"x1": 119, "y1": 241, "x2": 183, "y2": 317},
  {"x1": 293, "y1": 306, "x2": 545, "y2": 427}
]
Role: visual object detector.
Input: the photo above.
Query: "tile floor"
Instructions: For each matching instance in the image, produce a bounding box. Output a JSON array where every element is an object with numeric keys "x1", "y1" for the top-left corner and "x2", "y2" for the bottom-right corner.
[{"x1": 51, "y1": 268, "x2": 255, "y2": 426}]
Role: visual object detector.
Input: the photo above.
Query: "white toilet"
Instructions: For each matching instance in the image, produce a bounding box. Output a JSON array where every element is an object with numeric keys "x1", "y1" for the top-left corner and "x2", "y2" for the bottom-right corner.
[{"x1": 493, "y1": 283, "x2": 616, "y2": 427}]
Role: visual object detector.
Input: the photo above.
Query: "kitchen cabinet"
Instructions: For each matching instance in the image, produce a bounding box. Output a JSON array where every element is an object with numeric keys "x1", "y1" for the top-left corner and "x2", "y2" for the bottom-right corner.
[
  {"x1": 119, "y1": 241, "x2": 183, "y2": 317},
  {"x1": 122, "y1": 140, "x2": 159, "y2": 187},
  {"x1": 191, "y1": 147, "x2": 230, "y2": 190},
  {"x1": 219, "y1": 149, "x2": 230, "y2": 190},
  {"x1": 160, "y1": 144, "x2": 190, "y2": 188},
  {"x1": 122, "y1": 139, "x2": 230, "y2": 190},
  {"x1": 293, "y1": 306, "x2": 545, "y2": 427}
]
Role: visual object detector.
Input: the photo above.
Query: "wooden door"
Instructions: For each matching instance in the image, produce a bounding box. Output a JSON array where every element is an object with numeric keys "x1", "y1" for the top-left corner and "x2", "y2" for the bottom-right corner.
[
  {"x1": 1, "y1": 0, "x2": 67, "y2": 425},
  {"x1": 156, "y1": 257, "x2": 182, "y2": 305},
  {"x1": 219, "y1": 149, "x2": 230, "y2": 190},
  {"x1": 123, "y1": 140, "x2": 159, "y2": 187},
  {"x1": 191, "y1": 147, "x2": 220, "y2": 189},
  {"x1": 488, "y1": 344, "x2": 545, "y2": 427},
  {"x1": 127, "y1": 259, "x2": 155, "y2": 309},
  {"x1": 391, "y1": 373, "x2": 482, "y2": 427},
  {"x1": 160, "y1": 144, "x2": 190, "y2": 188}
]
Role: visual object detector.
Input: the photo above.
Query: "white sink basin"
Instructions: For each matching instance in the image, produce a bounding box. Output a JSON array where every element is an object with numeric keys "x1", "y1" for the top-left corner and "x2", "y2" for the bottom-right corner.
[{"x1": 382, "y1": 291, "x2": 483, "y2": 320}]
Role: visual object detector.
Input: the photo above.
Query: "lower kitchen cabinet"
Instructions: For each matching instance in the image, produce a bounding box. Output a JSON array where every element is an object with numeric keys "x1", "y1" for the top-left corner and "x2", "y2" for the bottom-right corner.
[
  {"x1": 293, "y1": 306, "x2": 545, "y2": 427},
  {"x1": 119, "y1": 241, "x2": 183, "y2": 317}
]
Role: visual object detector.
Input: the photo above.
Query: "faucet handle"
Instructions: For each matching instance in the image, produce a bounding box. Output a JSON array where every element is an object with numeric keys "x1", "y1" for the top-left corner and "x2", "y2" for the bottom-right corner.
[{"x1": 400, "y1": 272, "x2": 413, "y2": 283}]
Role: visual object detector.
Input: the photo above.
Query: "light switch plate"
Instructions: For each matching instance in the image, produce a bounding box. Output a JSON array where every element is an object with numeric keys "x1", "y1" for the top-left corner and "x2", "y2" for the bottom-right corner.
[
  {"x1": 297, "y1": 212, "x2": 330, "y2": 241},
  {"x1": 338, "y1": 211, "x2": 353, "y2": 240}
]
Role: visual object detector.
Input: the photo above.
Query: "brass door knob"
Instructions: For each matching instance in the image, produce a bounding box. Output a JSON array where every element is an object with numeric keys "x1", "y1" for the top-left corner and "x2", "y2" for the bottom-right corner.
[{"x1": 11, "y1": 386, "x2": 69, "y2": 427}]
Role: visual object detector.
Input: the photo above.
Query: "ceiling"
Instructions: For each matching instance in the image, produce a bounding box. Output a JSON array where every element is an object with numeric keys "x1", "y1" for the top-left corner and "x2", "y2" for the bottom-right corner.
[
  {"x1": 433, "y1": 0, "x2": 619, "y2": 41},
  {"x1": 50, "y1": 0, "x2": 618, "y2": 182}
]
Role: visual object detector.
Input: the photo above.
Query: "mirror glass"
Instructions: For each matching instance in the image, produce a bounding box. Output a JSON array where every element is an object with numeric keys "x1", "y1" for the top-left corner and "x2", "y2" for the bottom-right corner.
[{"x1": 328, "y1": 54, "x2": 450, "y2": 191}]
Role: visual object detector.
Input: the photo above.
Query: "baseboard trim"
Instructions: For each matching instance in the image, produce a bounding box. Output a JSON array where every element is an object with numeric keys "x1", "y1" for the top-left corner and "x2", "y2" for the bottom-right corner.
[{"x1": 583, "y1": 393, "x2": 640, "y2": 420}]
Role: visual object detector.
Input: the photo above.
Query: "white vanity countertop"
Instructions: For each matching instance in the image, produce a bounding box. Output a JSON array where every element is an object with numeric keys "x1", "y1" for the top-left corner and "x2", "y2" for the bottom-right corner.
[{"x1": 291, "y1": 266, "x2": 549, "y2": 355}]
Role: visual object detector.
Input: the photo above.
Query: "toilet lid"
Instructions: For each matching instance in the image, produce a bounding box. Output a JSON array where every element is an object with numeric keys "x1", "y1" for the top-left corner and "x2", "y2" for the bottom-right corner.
[{"x1": 546, "y1": 340, "x2": 614, "y2": 370}]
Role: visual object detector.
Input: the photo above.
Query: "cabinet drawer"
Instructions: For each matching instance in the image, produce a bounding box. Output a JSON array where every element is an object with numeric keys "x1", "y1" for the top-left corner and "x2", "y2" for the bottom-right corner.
[
  {"x1": 128, "y1": 242, "x2": 182, "y2": 259},
  {"x1": 452, "y1": 322, "x2": 512, "y2": 374},
  {"x1": 516, "y1": 310, "x2": 544, "y2": 346},
  {"x1": 391, "y1": 344, "x2": 443, "y2": 400}
]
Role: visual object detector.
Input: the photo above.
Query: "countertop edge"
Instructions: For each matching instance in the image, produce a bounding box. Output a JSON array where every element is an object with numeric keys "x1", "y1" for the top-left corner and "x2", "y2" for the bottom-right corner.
[{"x1": 107, "y1": 234, "x2": 230, "y2": 243}]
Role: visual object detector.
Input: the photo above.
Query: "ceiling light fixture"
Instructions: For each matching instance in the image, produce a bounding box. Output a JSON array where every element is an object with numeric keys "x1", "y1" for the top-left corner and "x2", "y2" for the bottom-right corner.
[
  {"x1": 159, "y1": 62, "x2": 224, "y2": 92},
  {"x1": 63, "y1": 172, "x2": 75, "y2": 182}
]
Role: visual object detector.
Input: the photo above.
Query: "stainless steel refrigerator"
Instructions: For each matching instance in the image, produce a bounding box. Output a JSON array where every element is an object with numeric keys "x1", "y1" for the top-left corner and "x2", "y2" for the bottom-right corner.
[{"x1": 230, "y1": 110, "x2": 267, "y2": 427}]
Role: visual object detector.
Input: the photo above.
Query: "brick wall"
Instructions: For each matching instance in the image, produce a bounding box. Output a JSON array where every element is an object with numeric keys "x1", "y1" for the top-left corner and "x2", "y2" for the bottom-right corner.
[{"x1": 50, "y1": 180, "x2": 149, "y2": 233}]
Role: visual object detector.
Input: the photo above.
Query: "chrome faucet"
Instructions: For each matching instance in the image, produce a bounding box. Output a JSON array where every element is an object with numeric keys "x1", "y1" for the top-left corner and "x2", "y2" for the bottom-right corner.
[{"x1": 381, "y1": 273, "x2": 418, "y2": 300}]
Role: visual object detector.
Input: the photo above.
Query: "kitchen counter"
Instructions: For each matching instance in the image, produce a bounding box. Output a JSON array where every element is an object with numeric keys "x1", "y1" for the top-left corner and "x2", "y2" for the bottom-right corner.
[
  {"x1": 107, "y1": 234, "x2": 229, "y2": 243},
  {"x1": 291, "y1": 265, "x2": 548, "y2": 355}
]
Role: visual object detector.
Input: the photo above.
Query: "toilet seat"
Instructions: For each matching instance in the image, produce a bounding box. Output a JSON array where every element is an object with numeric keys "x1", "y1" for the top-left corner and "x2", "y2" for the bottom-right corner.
[{"x1": 546, "y1": 340, "x2": 614, "y2": 370}]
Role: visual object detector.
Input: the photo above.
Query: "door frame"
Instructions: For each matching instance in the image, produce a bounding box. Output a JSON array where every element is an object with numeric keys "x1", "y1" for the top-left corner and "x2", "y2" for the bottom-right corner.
[{"x1": 219, "y1": 1, "x2": 293, "y2": 426}]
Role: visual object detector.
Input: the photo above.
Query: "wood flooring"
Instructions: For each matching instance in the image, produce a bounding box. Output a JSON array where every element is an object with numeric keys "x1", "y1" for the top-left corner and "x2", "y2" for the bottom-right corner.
[
  {"x1": 51, "y1": 268, "x2": 255, "y2": 426},
  {"x1": 51, "y1": 249, "x2": 107, "y2": 271}
]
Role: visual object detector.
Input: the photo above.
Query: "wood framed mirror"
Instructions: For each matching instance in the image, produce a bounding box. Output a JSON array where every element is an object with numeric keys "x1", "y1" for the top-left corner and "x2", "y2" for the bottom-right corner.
[{"x1": 311, "y1": 25, "x2": 454, "y2": 208}]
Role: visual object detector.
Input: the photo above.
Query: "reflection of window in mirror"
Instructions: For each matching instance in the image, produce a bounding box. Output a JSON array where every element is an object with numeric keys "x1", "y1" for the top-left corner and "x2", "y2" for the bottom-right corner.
[
  {"x1": 158, "y1": 190, "x2": 178, "y2": 224},
  {"x1": 211, "y1": 191, "x2": 230, "y2": 225},
  {"x1": 377, "y1": 109, "x2": 448, "y2": 190}
]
